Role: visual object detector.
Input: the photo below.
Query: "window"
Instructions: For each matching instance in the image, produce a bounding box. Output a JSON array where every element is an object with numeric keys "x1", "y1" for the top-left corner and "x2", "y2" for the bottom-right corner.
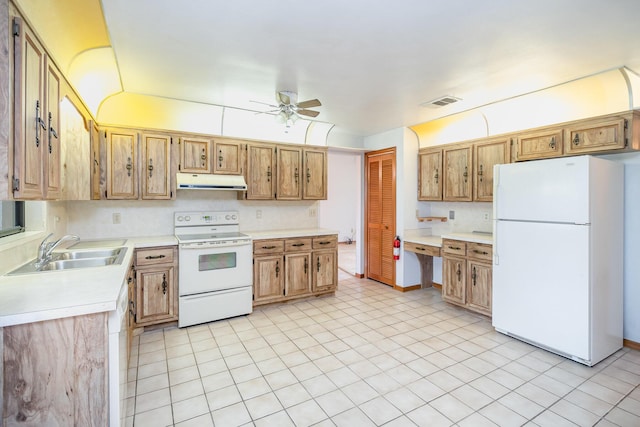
[{"x1": 0, "y1": 201, "x2": 25, "y2": 238}]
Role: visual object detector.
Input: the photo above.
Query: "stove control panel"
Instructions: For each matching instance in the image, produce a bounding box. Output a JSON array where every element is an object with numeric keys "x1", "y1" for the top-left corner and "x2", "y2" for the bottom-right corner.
[{"x1": 175, "y1": 211, "x2": 239, "y2": 226}]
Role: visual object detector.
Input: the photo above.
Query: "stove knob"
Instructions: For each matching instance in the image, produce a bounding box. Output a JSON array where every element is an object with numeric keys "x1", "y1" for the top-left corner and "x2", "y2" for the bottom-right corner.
[
  {"x1": 231, "y1": 214, "x2": 237, "y2": 220},
  {"x1": 185, "y1": 216, "x2": 191, "y2": 221},
  {"x1": 225, "y1": 214, "x2": 231, "y2": 220},
  {"x1": 177, "y1": 216, "x2": 184, "y2": 222}
]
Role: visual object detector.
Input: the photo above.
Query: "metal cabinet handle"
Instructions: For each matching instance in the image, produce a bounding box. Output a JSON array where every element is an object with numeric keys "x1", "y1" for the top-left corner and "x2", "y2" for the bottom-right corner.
[
  {"x1": 275, "y1": 261, "x2": 280, "y2": 277},
  {"x1": 472, "y1": 266, "x2": 477, "y2": 286},
  {"x1": 573, "y1": 134, "x2": 580, "y2": 146},
  {"x1": 148, "y1": 158, "x2": 154, "y2": 178},
  {"x1": 434, "y1": 167, "x2": 439, "y2": 184},
  {"x1": 162, "y1": 273, "x2": 167, "y2": 295},
  {"x1": 416, "y1": 247, "x2": 425, "y2": 251},
  {"x1": 35, "y1": 100, "x2": 46, "y2": 147},
  {"x1": 262, "y1": 245, "x2": 276, "y2": 250},
  {"x1": 292, "y1": 243, "x2": 305, "y2": 247},
  {"x1": 307, "y1": 168, "x2": 311, "y2": 184},
  {"x1": 549, "y1": 136, "x2": 556, "y2": 149},
  {"x1": 317, "y1": 257, "x2": 321, "y2": 272},
  {"x1": 456, "y1": 264, "x2": 461, "y2": 281},
  {"x1": 201, "y1": 148, "x2": 207, "y2": 166},
  {"x1": 218, "y1": 149, "x2": 223, "y2": 167},
  {"x1": 93, "y1": 153, "x2": 98, "y2": 174},
  {"x1": 48, "y1": 112, "x2": 57, "y2": 154},
  {"x1": 294, "y1": 167, "x2": 299, "y2": 183},
  {"x1": 145, "y1": 254, "x2": 166, "y2": 260},
  {"x1": 304, "y1": 257, "x2": 308, "y2": 274},
  {"x1": 126, "y1": 157, "x2": 133, "y2": 177},
  {"x1": 472, "y1": 249, "x2": 489, "y2": 255},
  {"x1": 463, "y1": 166, "x2": 468, "y2": 183},
  {"x1": 318, "y1": 241, "x2": 331, "y2": 245},
  {"x1": 478, "y1": 164, "x2": 483, "y2": 182},
  {"x1": 448, "y1": 245, "x2": 461, "y2": 250},
  {"x1": 267, "y1": 166, "x2": 271, "y2": 182}
]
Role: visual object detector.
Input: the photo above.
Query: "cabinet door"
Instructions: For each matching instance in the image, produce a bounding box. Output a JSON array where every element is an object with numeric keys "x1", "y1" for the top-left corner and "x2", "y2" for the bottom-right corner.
[
  {"x1": 303, "y1": 148, "x2": 327, "y2": 200},
  {"x1": 13, "y1": 17, "x2": 45, "y2": 200},
  {"x1": 443, "y1": 145, "x2": 472, "y2": 201},
  {"x1": 514, "y1": 129, "x2": 562, "y2": 161},
  {"x1": 418, "y1": 149, "x2": 442, "y2": 201},
  {"x1": 213, "y1": 139, "x2": 243, "y2": 175},
  {"x1": 141, "y1": 133, "x2": 171, "y2": 200},
  {"x1": 106, "y1": 129, "x2": 138, "y2": 199},
  {"x1": 180, "y1": 137, "x2": 212, "y2": 173},
  {"x1": 564, "y1": 117, "x2": 626, "y2": 155},
  {"x1": 313, "y1": 250, "x2": 337, "y2": 292},
  {"x1": 136, "y1": 265, "x2": 176, "y2": 325},
  {"x1": 246, "y1": 143, "x2": 276, "y2": 200},
  {"x1": 90, "y1": 122, "x2": 102, "y2": 200},
  {"x1": 473, "y1": 138, "x2": 510, "y2": 202},
  {"x1": 253, "y1": 255, "x2": 284, "y2": 302},
  {"x1": 277, "y1": 145, "x2": 302, "y2": 200},
  {"x1": 44, "y1": 59, "x2": 61, "y2": 199},
  {"x1": 285, "y1": 253, "x2": 311, "y2": 297},
  {"x1": 443, "y1": 256, "x2": 466, "y2": 305},
  {"x1": 467, "y1": 261, "x2": 492, "y2": 316}
]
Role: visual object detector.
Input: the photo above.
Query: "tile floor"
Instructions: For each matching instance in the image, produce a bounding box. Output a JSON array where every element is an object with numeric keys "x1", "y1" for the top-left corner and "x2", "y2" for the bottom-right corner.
[{"x1": 126, "y1": 272, "x2": 640, "y2": 426}]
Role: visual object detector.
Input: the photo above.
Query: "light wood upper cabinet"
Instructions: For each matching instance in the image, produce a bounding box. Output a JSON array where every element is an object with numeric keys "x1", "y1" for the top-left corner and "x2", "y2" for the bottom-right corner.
[
  {"x1": 180, "y1": 137, "x2": 212, "y2": 174},
  {"x1": 213, "y1": 139, "x2": 243, "y2": 175},
  {"x1": 473, "y1": 138, "x2": 510, "y2": 202},
  {"x1": 106, "y1": 129, "x2": 138, "y2": 199},
  {"x1": 246, "y1": 142, "x2": 276, "y2": 200},
  {"x1": 514, "y1": 128, "x2": 563, "y2": 161},
  {"x1": 44, "y1": 59, "x2": 61, "y2": 199},
  {"x1": 303, "y1": 148, "x2": 328, "y2": 200},
  {"x1": 141, "y1": 133, "x2": 172, "y2": 200},
  {"x1": 564, "y1": 116, "x2": 626, "y2": 155},
  {"x1": 443, "y1": 145, "x2": 472, "y2": 201},
  {"x1": 418, "y1": 148, "x2": 442, "y2": 201},
  {"x1": 90, "y1": 121, "x2": 102, "y2": 200},
  {"x1": 277, "y1": 145, "x2": 302, "y2": 200},
  {"x1": 12, "y1": 17, "x2": 46, "y2": 200}
]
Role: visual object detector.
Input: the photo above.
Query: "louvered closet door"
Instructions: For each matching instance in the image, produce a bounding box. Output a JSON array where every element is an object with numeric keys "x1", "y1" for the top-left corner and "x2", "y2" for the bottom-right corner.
[{"x1": 366, "y1": 148, "x2": 396, "y2": 286}]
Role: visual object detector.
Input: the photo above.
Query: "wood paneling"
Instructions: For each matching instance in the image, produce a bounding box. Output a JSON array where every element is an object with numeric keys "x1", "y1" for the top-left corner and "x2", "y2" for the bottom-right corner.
[
  {"x1": 365, "y1": 148, "x2": 396, "y2": 286},
  {"x1": 3, "y1": 313, "x2": 108, "y2": 426}
]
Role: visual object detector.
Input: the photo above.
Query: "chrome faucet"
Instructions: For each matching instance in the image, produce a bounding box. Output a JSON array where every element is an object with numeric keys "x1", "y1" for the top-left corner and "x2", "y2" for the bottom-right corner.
[{"x1": 36, "y1": 233, "x2": 80, "y2": 267}]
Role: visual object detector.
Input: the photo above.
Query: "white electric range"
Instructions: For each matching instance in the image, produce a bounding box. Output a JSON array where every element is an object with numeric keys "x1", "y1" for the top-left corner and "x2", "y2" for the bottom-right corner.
[{"x1": 174, "y1": 211, "x2": 253, "y2": 328}]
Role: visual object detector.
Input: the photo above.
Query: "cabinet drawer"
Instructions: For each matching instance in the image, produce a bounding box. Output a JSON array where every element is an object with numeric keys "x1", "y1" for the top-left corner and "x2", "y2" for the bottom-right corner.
[
  {"x1": 312, "y1": 235, "x2": 337, "y2": 249},
  {"x1": 253, "y1": 239, "x2": 285, "y2": 255},
  {"x1": 135, "y1": 246, "x2": 176, "y2": 266},
  {"x1": 285, "y1": 238, "x2": 312, "y2": 252},
  {"x1": 404, "y1": 241, "x2": 441, "y2": 257},
  {"x1": 442, "y1": 239, "x2": 466, "y2": 257},
  {"x1": 467, "y1": 242, "x2": 492, "y2": 262}
]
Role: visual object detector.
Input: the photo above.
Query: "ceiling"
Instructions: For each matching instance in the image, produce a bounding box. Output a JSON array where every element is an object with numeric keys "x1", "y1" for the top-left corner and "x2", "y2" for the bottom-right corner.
[{"x1": 18, "y1": 0, "x2": 640, "y2": 138}]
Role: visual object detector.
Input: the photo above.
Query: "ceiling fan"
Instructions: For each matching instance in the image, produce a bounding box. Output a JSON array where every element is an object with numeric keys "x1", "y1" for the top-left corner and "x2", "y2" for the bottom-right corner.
[{"x1": 253, "y1": 91, "x2": 322, "y2": 126}]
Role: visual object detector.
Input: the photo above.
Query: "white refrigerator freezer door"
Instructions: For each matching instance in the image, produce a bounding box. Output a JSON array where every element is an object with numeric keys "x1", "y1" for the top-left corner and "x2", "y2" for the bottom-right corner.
[
  {"x1": 493, "y1": 220, "x2": 591, "y2": 361},
  {"x1": 494, "y1": 157, "x2": 590, "y2": 224}
]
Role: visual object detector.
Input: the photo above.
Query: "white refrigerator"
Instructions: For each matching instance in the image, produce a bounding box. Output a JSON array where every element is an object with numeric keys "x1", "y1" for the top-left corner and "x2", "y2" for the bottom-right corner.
[{"x1": 492, "y1": 155, "x2": 623, "y2": 366}]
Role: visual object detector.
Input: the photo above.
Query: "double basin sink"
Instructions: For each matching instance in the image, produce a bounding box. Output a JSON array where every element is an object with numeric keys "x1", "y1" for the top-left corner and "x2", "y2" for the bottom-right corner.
[{"x1": 9, "y1": 246, "x2": 127, "y2": 275}]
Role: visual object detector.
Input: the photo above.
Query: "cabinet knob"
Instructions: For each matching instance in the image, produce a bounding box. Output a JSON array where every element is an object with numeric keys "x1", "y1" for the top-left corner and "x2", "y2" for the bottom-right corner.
[{"x1": 573, "y1": 134, "x2": 580, "y2": 146}]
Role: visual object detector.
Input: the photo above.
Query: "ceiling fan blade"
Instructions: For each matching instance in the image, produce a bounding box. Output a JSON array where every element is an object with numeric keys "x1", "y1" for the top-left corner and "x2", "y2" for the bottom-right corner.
[
  {"x1": 296, "y1": 99, "x2": 321, "y2": 109},
  {"x1": 254, "y1": 108, "x2": 280, "y2": 115},
  {"x1": 297, "y1": 109, "x2": 320, "y2": 118},
  {"x1": 250, "y1": 100, "x2": 278, "y2": 108}
]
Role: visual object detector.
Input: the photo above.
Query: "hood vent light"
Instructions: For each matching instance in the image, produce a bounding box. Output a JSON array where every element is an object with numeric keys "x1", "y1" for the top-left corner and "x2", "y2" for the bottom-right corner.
[{"x1": 421, "y1": 95, "x2": 462, "y2": 108}]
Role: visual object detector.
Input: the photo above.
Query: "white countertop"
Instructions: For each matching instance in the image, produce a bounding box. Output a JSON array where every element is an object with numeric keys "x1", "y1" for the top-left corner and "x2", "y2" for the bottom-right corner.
[
  {"x1": 404, "y1": 231, "x2": 493, "y2": 248},
  {"x1": 246, "y1": 228, "x2": 338, "y2": 240},
  {"x1": 0, "y1": 235, "x2": 177, "y2": 327}
]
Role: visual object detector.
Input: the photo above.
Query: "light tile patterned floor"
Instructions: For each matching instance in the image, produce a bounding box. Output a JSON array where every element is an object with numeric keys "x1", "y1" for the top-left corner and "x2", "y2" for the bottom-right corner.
[{"x1": 127, "y1": 272, "x2": 640, "y2": 426}]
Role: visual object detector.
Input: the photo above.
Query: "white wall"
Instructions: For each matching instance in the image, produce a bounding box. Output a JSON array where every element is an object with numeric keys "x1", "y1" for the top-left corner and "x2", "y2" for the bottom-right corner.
[{"x1": 64, "y1": 193, "x2": 319, "y2": 239}]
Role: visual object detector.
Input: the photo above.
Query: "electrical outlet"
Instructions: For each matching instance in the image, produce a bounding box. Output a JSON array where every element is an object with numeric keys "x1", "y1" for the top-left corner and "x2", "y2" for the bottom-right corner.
[
  {"x1": 256, "y1": 209, "x2": 262, "y2": 219},
  {"x1": 449, "y1": 210, "x2": 455, "y2": 220},
  {"x1": 112, "y1": 213, "x2": 121, "y2": 224},
  {"x1": 309, "y1": 208, "x2": 317, "y2": 217},
  {"x1": 483, "y1": 213, "x2": 490, "y2": 220}
]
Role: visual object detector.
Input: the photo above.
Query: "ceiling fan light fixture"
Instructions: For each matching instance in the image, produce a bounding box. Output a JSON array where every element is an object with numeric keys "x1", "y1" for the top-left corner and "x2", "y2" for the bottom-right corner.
[{"x1": 275, "y1": 110, "x2": 288, "y2": 124}]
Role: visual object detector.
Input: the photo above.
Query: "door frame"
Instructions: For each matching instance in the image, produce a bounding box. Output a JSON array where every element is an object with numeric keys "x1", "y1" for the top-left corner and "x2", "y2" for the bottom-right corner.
[{"x1": 364, "y1": 147, "x2": 396, "y2": 286}]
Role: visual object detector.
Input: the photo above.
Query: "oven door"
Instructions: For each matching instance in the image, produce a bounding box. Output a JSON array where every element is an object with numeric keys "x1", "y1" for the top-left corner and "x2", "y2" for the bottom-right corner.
[{"x1": 178, "y1": 241, "x2": 252, "y2": 296}]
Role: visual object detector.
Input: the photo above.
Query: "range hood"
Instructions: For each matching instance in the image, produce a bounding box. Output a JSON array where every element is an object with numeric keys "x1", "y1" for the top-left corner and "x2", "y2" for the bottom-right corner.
[{"x1": 176, "y1": 173, "x2": 247, "y2": 191}]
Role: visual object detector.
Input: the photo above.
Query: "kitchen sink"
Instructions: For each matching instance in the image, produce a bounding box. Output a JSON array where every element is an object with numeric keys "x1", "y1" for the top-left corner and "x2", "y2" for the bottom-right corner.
[{"x1": 7, "y1": 247, "x2": 127, "y2": 275}]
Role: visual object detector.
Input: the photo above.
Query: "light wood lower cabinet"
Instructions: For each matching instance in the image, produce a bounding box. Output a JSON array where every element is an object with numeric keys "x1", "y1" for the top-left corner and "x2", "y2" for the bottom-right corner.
[
  {"x1": 442, "y1": 239, "x2": 492, "y2": 316},
  {"x1": 253, "y1": 234, "x2": 337, "y2": 306},
  {"x1": 133, "y1": 245, "x2": 178, "y2": 326}
]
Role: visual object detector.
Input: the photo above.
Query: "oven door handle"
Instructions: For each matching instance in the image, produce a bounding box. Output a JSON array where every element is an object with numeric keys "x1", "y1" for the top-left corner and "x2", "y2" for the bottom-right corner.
[
  {"x1": 179, "y1": 242, "x2": 252, "y2": 249},
  {"x1": 180, "y1": 287, "x2": 250, "y2": 299}
]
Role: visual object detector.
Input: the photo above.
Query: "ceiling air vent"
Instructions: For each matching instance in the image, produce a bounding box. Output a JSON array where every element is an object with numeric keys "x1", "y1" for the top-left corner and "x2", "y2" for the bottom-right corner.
[{"x1": 421, "y1": 95, "x2": 461, "y2": 108}]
